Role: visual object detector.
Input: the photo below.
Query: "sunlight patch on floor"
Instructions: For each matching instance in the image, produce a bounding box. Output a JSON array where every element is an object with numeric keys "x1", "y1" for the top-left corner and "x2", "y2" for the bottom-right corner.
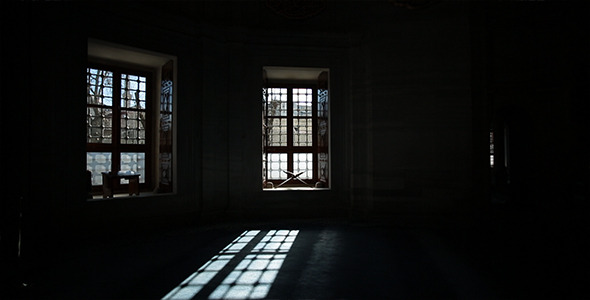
[{"x1": 162, "y1": 230, "x2": 299, "y2": 300}]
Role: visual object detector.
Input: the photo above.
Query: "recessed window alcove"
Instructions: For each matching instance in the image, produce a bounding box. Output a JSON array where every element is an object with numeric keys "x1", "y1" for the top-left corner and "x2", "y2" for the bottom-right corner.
[
  {"x1": 87, "y1": 39, "x2": 177, "y2": 199},
  {"x1": 262, "y1": 67, "x2": 330, "y2": 191}
]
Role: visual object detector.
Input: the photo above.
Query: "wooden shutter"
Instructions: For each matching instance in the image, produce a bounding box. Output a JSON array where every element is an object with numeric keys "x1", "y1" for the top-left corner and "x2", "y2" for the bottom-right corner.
[
  {"x1": 158, "y1": 60, "x2": 174, "y2": 192},
  {"x1": 317, "y1": 71, "x2": 329, "y2": 187}
]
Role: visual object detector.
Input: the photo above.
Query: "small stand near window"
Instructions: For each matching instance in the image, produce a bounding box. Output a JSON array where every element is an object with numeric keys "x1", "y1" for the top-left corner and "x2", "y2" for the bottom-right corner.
[{"x1": 101, "y1": 171, "x2": 140, "y2": 198}]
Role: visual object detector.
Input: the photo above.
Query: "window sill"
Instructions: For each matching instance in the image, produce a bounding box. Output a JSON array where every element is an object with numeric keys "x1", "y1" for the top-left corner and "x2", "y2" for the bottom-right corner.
[
  {"x1": 263, "y1": 187, "x2": 330, "y2": 191},
  {"x1": 87, "y1": 191, "x2": 174, "y2": 201}
]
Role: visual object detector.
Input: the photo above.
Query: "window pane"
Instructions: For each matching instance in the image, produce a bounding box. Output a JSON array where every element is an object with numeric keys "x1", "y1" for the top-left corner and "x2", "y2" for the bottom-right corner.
[
  {"x1": 120, "y1": 152, "x2": 146, "y2": 183},
  {"x1": 293, "y1": 118, "x2": 312, "y2": 146},
  {"x1": 267, "y1": 88, "x2": 288, "y2": 116},
  {"x1": 267, "y1": 118, "x2": 287, "y2": 146},
  {"x1": 121, "y1": 110, "x2": 146, "y2": 144},
  {"x1": 293, "y1": 153, "x2": 312, "y2": 179},
  {"x1": 87, "y1": 68, "x2": 113, "y2": 106},
  {"x1": 268, "y1": 153, "x2": 288, "y2": 179},
  {"x1": 293, "y1": 88, "x2": 312, "y2": 117},
  {"x1": 121, "y1": 74, "x2": 147, "y2": 109},
  {"x1": 87, "y1": 152, "x2": 112, "y2": 185},
  {"x1": 87, "y1": 67, "x2": 114, "y2": 144},
  {"x1": 87, "y1": 107, "x2": 112, "y2": 143}
]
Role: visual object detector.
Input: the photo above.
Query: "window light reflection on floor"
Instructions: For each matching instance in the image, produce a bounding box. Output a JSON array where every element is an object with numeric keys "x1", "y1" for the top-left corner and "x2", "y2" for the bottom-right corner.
[
  {"x1": 162, "y1": 230, "x2": 299, "y2": 300},
  {"x1": 209, "y1": 230, "x2": 298, "y2": 299}
]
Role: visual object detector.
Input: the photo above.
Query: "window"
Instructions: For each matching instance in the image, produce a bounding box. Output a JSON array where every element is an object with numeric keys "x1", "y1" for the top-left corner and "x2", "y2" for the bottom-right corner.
[
  {"x1": 262, "y1": 68, "x2": 329, "y2": 189},
  {"x1": 86, "y1": 65, "x2": 152, "y2": 190},
  {"x1": 86, "y1": 39, "x2": 176, "y2": 197}
]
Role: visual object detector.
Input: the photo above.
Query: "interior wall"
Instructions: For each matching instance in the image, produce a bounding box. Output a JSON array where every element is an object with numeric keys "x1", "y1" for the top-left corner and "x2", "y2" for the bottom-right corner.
[
  {"x1": 482, "y1": 2, "x2": 590, "y2": 220},
  {"x1": 1, "y1": 1, "x2": 484, "y2": 234},
  {"x1": 349, "y1": 2, "x2": 474, "y2": 216},
  {"x1": 8, "y1": 1, "x2": 587, "y2": 266},
  {"x1": 2, "y1": 2, "x2": 89, "y2": 264},
  {"x1": 198, "y1": 10, "x2": 352, "y2": 221}
]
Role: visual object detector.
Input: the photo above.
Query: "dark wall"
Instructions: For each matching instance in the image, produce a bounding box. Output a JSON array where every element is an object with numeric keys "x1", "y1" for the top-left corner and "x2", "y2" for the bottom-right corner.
[
  {"x1": 478, "y1": 2, "x2": 590, "y2": 219},
  {"x1": 2, "y1": 2, "x2": 89, "y2": 276},
  {"x1": 349, "y1": 2, "x2": 473, "y2": 216}
]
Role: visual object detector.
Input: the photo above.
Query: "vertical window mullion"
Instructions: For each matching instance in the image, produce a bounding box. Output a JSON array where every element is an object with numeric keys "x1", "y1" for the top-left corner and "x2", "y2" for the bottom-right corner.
[
  {"x1": 141, "y1": 73, "x2": 152, "y2": 184},
  {"x1": 112, "y1": 71, "x2": 122, "y2": 175},
  {"x1": 264, "y1": 89, "x2": 269, "y2": 181},
  {"x1": 287, "y1": 88, "x2": 294, "y2": 173},
  {"x1": 312, "y1": 87, "x2": 318, "y2": 182}
]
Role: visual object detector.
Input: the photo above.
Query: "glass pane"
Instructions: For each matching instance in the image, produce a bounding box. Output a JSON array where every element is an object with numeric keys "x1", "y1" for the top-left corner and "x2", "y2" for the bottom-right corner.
[
  {"x1": 87, "y1": 152, "x2": 112, "y2": 185},
  {"x1": 293, "y1": 118, "x2": 312, "y2": 146},
  {"x1": 87, "y1": 107, "x2": 112, "y2": 143},
  {"x1": 87, "y1": 68, "x2": 113, "y2": 106},
  {"x1": 120, "y1": 152, "x2": 146, "y2": 183},
  {"x1": 293, "y1": 88, "x2": 312, "y2": 117},
  {"x1": 267, "y1": 118, "x2": 287, "y2": 146},
  {"x1": 267, "y1": 153, "x2": 288, "y2": 179},
  {"x1": 121, "y1": 110, "x2": 146, "y2": 144},
  {"x1": 293, "y1": 153, "x2": 313, "y2": 179},
  {"x1": 121, "y1": 73, "x2": 147, "y2": 109},
  {"x1": 267, "y1": 88, "x2": 288, "y2": 116}
]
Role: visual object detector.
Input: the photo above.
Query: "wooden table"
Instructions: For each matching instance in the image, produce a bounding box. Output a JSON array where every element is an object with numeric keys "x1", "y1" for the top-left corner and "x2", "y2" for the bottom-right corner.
[{"x1": 101, "y1": 172, "x2": 141, "y2": 198}]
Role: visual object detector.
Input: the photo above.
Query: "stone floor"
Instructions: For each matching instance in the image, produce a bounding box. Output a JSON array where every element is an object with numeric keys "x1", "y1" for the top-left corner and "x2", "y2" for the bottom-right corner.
[{"x1": 6, "y1": 216, "x2": 589, "y2": 299}]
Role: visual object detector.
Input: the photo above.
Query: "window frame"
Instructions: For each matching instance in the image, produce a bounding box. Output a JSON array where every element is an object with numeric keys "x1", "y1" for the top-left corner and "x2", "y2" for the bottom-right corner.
[
  {"x1": 263, "y1": 84, "x2": 320, "y2": 188},
  {"x1": 86, "y1": 62, "x2": 154, "y2": 193}
]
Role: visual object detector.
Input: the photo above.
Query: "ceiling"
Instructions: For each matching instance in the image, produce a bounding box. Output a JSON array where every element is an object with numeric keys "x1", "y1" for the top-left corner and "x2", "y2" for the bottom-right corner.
[
  {"x1": 88, "y1": 39, "x2": 172, "y2": 68},
  {"x1": 264, "y1": 66, "x2": 328, "y2": 81}
]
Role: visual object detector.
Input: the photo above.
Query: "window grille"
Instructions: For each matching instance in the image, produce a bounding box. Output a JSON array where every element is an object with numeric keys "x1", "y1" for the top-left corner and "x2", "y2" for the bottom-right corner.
[
  {"x1": 262, "y1": 73, "x2": 329, "y2": 188},
  {"x1": 86, "y1": 65, "x2": 152, "y2": 190}
]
